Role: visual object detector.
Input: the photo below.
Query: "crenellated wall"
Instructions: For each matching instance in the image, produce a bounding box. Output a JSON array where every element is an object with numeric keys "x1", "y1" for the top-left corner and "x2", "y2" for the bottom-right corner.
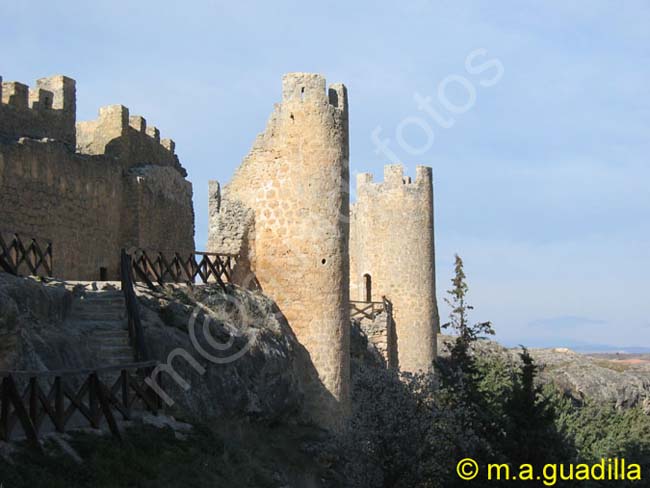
[
  {"x1": 350, "y1": 164, "x2": 439, "y2": 373},
  {"x1": 76, "y1": 104, "x2": 185, "y2": 175},
  {"x1": 0, "y1": 73, "x2": 194, "y2": 280},
  {"x1": 0, "y1": 75, "x2": 76, "y2": 148},
  {"x1": 209, "y1": 73, "x2": 351, "y2": 430}
]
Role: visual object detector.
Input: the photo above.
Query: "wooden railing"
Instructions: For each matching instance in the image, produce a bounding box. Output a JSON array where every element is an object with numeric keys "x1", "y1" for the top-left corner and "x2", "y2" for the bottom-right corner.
[
  {"x1": 120, "y1": 249, "x2": 148, "y2": 362},
  {"x1": 0, "y1": 231, "x2": 52, "y2": 277},
  {"x1": 350, "y1": 300, "x2": 386, "y2": 321},
  {"x1": 0, "y1": 361, "x2": 161, "y2": 447},
  {"x1": 126, "y1": 249, "x2": 236, "y2": 290}
]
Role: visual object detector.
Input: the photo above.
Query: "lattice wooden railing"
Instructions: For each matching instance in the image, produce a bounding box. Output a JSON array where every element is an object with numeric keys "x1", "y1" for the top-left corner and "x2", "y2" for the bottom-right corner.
[
  {"x1": 350, "y1": 300, "x2": 386, "y2": 321},
  {"x1": 126, "y1": 249, "x2": 237, "y2": 290},
  {"x1": 0, "y1": 231, "x2": 52, "y2": 277},
  {"x1": 0, "y1": 361, "x2": 161, "y2": 447}
]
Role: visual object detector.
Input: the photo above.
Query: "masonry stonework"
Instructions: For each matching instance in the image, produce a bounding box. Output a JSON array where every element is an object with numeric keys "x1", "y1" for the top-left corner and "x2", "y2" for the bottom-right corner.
[
  {"x1": 209, "y1": 73, "x2": 351, "y2": 429},
  {"x1": 3, "y1": 71, "x2": 440, "y2": 430},
  {"x1": 0, "y1": 74, "x2": 194, "y2": 280},
  {"x1": 350, "y1": 165, "x2": 440, "y2": 373},
  {"x1": 355, "y1": 308, "x2": 398, "y2": 369},
  {"x1": 0, "y1": 75, "x2": 76, "y2": 148}
]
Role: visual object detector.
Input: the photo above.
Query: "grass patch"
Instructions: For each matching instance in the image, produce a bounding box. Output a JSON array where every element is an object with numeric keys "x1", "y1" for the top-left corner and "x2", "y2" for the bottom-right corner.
[
  {"x1": 0, "y1": 420, "x2": 337, "y2": 488},
  {"x1": 593, "y1": 360, "x2": 631, "y2": 373},
  {"x1": 541, "y1": 361, "x2": 573, "y2": 372}
]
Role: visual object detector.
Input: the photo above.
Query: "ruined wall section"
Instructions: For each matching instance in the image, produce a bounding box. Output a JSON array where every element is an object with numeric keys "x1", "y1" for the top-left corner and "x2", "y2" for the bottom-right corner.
[
  {"x1": 350, "y1": 165, "x2": 439, "y2": 373},
  {"x1": 209, "y1": 73, "x2": 350, "y2": 429},
  {"x1": 207, "y1": 180, "x2": 256, "y2": 286},
  {"x1": 0, "y1": 75, "x2": 76, "y2": 148},
  {"x1": 208, "y1": 180, "x2": 252, "y2": 256},
  {"x1": 355, "y1": 310, "x2": 398, "y2": 369}
]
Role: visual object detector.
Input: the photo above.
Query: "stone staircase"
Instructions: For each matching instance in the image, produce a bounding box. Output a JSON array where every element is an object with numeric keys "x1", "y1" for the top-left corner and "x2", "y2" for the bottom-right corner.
[{"x1": 68, "y1": 289, "x2": 134, "y2": 366}]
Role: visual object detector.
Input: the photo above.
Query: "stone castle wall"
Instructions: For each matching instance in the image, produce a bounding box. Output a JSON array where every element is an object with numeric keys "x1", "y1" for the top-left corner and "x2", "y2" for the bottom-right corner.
[
  {"x1": 0, "y1": 75, "x2": 76, "y2": 148},
  {"x1": 0, "y1": 74, "x2": 194, "y2": 280},
  {"x1": 350, "y1": 165, "x2": 439, "y2": 373},
  {"x1": 1, "y1": 70, "x2": 442, "y2": 431},
  {"x1": 120, "y1": 165, "x2": 194, "y2": 256},
  {"x1": 0, "y1": 139, "x2": 123, "y2": 278},
  {"x1": 209, "y1": 73, "x2": 350, "y2": 429},
  {"x1": 355, "y1": 308, "x2": 398, "y2": 369}
]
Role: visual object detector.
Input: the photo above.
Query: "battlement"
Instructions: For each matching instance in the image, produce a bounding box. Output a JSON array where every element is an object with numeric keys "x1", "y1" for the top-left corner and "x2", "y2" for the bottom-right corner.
[
  {"x1": 2, "y1": 81, "x2": 29, "y2": 108},
  {"x1": 356, "y1": 164, "x2": 432, "y2": 193},
  {"x1": 76, "y1": 104, "x2": 182, "y2": 173},
  {"x1": 76, "y1": 104, "x2": 174, "y2": 156},
  {"x1": 0, "y1": 74, "x2": 76, "y2": 146},
  {"x1": 0, "y1": 73, "x2": 180, "y2": 174},
  {"x1": 281, "y1": 72, "x2": 348, "y2": 112}
]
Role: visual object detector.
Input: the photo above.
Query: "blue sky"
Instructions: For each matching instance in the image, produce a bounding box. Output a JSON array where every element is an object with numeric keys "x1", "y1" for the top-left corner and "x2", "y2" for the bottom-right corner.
[{"x1": 2, "y1": 0, "x2": 649, "y2": 350}]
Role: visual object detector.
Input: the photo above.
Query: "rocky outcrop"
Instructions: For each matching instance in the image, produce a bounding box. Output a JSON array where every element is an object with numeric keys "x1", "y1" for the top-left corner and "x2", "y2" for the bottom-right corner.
[
  {"x1": 0, "y1": 273, "x2": 95, "y2": 371},
  {"x1": 136, "y1": 283, "x2": 304, "y2": 422},
  {"x1": 0, "y1": 273, "x2": 303, "y2": 422},
  {"x1": 438, "y1": 334, "x2": 650, "y2": 413},
  {"x1": 528, "y1": 347, "x2": 650, "y2": 412}
]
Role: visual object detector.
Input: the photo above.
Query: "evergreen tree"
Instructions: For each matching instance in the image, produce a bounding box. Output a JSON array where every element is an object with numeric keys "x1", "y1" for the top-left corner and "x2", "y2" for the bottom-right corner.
[
  {"x1": 440, "y1": 254, "x2": 494, "y2": 397},
  {"x1": 505, "y1": 347, "x2": 568, "y2": 465}
]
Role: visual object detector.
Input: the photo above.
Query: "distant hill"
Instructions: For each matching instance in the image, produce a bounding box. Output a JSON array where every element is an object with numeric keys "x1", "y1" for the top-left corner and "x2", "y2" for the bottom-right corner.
[
  {"x1": 570, "y1": 345, "x2": 650, "y2": 354},
  {"x1": 438, "y1": 335, "x2": 650, "y2": 412},
  {"x1": 503, "y1": 341, "x2": 650, "y2": 355}
]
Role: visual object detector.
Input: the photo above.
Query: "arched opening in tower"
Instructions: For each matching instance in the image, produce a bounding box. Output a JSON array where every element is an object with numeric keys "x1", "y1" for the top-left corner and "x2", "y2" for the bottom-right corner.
[{"x1": 363, "y1": 273, "x2": 372, "y2": 302}]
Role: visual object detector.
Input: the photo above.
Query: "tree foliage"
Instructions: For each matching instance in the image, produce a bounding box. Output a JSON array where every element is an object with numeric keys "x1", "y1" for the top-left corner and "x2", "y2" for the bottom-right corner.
[{"x1": 340, "y1": 254, "x2": 650, "y2": 488}]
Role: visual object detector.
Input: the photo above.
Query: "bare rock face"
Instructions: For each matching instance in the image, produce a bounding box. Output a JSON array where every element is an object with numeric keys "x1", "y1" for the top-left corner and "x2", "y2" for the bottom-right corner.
[
  {"x1": 528, "y1": 347, "x2": 650, "y2": 411},
  {"x1": 0, "y1": 274, "x2": 303, "y2": 423},
  {"x1": 438, "y1": 334, "x2": 650, "y2": 411},
  {"x1": 0, "y1": 273, "x2": 94, "y2": 371},
  {"x1": 136, "y1": 284, "x2": 304, "y2": 422}
]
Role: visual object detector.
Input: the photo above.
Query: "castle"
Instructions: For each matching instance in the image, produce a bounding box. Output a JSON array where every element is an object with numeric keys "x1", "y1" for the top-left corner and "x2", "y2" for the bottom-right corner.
[
  {"x1": 0, "y1": 72, "x2": 439, "y2": 430},
  {"x1": 0, "y1": 75, "x2": 195, "y2": 280},
  {"x1": 208, "y1": 73, "x2": 440, "y2": 427}
]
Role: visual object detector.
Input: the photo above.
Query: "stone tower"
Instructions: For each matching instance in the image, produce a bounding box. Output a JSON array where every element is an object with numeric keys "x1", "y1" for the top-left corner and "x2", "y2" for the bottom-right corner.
[
  {"x1": 350, "y1": 164, "x2": 439, "y2": 373},
  {"x1": 209, "y1": 73, "x2": 350, "y2": 429}
]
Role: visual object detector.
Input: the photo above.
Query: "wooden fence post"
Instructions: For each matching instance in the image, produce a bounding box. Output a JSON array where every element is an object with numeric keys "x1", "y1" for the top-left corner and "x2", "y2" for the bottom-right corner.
[
  {"x1": 3, "y1": 375, "x2": 42, "y2": 450},
  {"x1": 54, "y1": 376, "x2": 65, "y2": 432}
]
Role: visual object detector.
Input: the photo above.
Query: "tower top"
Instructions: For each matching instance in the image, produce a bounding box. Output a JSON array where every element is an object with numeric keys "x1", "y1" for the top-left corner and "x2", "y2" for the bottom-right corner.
[
  {"x1": 280, "y1": 72, "x2": 348, "y2": 112},
  {"x1": 356, "y1": 164, "x2": 433, "y2": 193}
]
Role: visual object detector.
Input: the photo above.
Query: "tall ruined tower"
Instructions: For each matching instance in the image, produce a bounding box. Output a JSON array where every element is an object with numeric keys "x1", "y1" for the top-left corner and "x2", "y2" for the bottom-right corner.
[
  {"x1": 209, "y1": 73, "x2": 350, "y2": 429},
  {"x1": 350, "y1": 164, "x2": 439, "y2": 373}
]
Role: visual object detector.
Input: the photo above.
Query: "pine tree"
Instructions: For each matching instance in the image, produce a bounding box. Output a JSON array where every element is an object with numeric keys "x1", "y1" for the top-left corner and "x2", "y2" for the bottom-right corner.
[
  {"x1": 442, "y1": 254, "x2": 494, "y2": 379},
  {"x1": 505, "y1": 347, "x2": 567, "y2": 465}
]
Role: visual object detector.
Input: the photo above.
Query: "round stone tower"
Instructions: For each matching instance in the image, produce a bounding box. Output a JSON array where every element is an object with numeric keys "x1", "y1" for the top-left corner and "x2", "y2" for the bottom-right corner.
[
  {"x1": 350, "y1": 164, "x2": 439, "y2": 373},
  {"x1": 210, "y1": 73, "x2": 350, "y2": 429}
]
